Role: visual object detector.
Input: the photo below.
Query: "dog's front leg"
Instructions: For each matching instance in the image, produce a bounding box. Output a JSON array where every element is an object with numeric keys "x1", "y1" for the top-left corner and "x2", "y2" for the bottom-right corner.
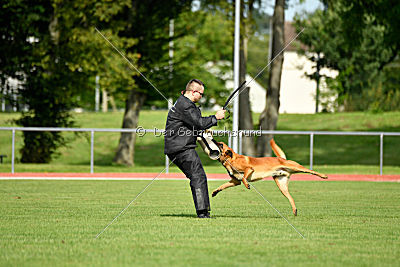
[
  {"x1": 212, "y1": 179, "x2": 241, "y2": 197},
  {"x1": 242, "y1": 168, "x2": 254, "y2": 190}
]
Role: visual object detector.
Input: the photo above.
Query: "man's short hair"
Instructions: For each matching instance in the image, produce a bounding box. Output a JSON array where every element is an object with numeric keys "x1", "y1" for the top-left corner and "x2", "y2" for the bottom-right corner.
[{"x1": 186, "y1": 79, "x2": 205, "y2": 91}]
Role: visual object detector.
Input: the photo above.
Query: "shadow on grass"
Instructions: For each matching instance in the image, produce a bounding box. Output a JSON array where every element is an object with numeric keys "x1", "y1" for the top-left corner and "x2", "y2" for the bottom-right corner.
[
  {"x1": 160, "y1": 213, "x2": 198, "y2": 218},
  {"x1": 159, "y1": 213, "x2": 282, "y2": 219}
]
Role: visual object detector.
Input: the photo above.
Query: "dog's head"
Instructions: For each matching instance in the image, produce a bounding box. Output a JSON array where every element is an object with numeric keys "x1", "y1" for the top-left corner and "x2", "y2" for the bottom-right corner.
[{"x1": 216, "y1": 141, "x2": 234, "y2": 162}]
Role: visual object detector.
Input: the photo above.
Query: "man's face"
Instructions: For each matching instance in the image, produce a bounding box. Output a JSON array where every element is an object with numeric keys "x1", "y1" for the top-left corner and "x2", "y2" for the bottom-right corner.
[{"x1": 191, "y1": 83, "x2": 204, "y2": 103}]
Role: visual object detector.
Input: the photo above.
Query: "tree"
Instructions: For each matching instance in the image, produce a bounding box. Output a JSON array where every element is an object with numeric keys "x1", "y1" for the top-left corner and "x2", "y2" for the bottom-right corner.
[
  {"x1": 113, "y1": 2, "x2": 233, "y2": 165},
  {"x1": 257, "y1": 0, "x2": 285, "y2": 156},
  {"x1": 0, "y1": 0, "x2": 133, "y2": 162},
  {"x1": 239, "y1": 0, "x2": 259, "y2": 157},
  {"x1": 326, "y1": 0, "x2": 400, "y2": 111},
  {"x1": 324, "y1": 0, "x2": 400, "y2": 55},
  {"x1": 170, "y1": 8, "x2": 233, "y2": 107},
  {"x1": 200, "y1": 0, "x2": 266, "y2": 157},
  {"x1": 294, "y1": 1, "x2": 399, "y2": 111},
  {"x1": 112, "y1": 1, "x2": 185, "y2": 165}
]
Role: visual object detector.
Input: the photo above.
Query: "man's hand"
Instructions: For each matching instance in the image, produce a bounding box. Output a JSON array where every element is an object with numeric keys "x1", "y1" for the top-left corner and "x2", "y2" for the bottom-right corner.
[{"x1": 215, "y1": 109, "x2": 226, "y2": 120}]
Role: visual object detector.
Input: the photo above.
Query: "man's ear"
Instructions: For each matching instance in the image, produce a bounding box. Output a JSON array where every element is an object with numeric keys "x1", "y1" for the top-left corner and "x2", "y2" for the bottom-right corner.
[{"x1": 225, "y1": 150, "x2": 233, "y2": 158}]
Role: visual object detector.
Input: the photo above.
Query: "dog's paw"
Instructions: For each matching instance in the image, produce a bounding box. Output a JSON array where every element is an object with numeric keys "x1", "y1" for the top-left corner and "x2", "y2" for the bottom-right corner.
[
  {"x1": 212, "y1": 190, "x2": 220, "y2": 197},
  {"x1": 242, "y1": 178, "x2": 250, "y2": 190}
]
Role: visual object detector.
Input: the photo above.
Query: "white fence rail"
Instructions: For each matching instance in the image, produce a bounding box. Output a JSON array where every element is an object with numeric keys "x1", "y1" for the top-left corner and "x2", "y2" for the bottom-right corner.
[{"x1": 1, "y1": 127, "x2": 399, "y2": 175}]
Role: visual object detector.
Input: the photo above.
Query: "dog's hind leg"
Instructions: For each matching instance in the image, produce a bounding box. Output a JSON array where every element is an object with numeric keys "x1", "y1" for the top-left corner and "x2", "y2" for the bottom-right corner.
[
  {"x1": 297, "y1": 167, "x2": 328, "y2": 179},
  {"x1": 273, "y1": 175, "x2": 297, "y2": 216},
  {"x1": 212, "y1": 179, "x2": 241, "y2": 197},
  {"x1": 284, "y1": 160, "x2": 328, "y2": 179}
]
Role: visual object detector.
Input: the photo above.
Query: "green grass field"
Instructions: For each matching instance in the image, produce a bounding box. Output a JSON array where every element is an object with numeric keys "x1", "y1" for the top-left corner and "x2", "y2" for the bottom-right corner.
[
  {"x1": 1, "y1": 111, "x2": 400, "y2": 174},
  {"x1": 1, "y1": 180, "x2": 399, "y2": 266}
]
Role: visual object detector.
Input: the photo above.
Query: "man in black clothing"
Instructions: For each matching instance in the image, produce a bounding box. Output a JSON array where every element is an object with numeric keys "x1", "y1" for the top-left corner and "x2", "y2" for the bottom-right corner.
[{"x1": 164, "y1": 79, "x2": 226, "y2": 218}]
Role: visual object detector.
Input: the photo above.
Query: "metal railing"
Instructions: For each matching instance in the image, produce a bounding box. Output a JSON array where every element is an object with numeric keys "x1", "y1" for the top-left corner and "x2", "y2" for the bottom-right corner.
[
  {"x1": 1, "y1": 127, "x2": 399, "y2": 175},
  {"x1": 255, "y1": 130, "x2": 400, "y2": 175}
]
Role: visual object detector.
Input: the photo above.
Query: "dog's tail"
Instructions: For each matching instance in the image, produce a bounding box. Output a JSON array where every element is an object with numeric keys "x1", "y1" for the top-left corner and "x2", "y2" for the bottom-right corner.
[{"x1": 270, "y1": 139, "x2": 286, "y2": 159}]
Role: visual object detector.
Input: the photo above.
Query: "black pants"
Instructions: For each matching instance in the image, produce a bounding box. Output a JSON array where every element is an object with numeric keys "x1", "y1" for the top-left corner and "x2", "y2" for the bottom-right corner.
[{"x1": 167, "y1": 149, "x2": 210, "y2": 214}]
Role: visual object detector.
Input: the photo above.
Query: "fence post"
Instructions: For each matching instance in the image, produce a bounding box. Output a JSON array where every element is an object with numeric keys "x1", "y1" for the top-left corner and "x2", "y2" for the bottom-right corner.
[
  {"x1": 11, "y1": 129, "x2": 15, "y2": 174},
  {"x1": 165, "y1": 155, "x2": 169, "y2": 174},
  {"x1": 310, "y1": 133, "x2": 314, "y2": 170},
  {"x1": 238, "y1": 131, "x2": 243, "y2": 155},
  {"x1": 380, "y1": 133, "x2": 383, "y2": 175},
  {"x1": 90, "y1": 130, "x2": 94, "y2": 174}
]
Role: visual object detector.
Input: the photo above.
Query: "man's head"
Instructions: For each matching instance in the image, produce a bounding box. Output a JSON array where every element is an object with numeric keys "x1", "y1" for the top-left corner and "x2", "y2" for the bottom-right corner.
[{"x1": 184, "y1": 79, "x2": 205, "y2": 103}]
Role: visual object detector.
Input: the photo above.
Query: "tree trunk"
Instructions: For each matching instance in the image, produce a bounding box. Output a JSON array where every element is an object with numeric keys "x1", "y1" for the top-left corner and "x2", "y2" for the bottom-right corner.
[
  {"x1": 239, "y1": 86, "x2": 256, "y2": 156},
  {"x1": 238, "y1": 0, "x2": 256, "y2": 156},
  {"x1": 109, "y1": 95, "x2": 118, "y2": 112},
  {"x1": 102, "y1": 89, "x2": 108, "y2": 112},
  {"x1": 239, "y1": 40, "x2": 256, "y2": 156},
  {"x1": 113, "y1": 90, "x2": 146, "y2": 165},
  {"x1": 257, "y1": 0, "x2": 285, "y2": 157}
]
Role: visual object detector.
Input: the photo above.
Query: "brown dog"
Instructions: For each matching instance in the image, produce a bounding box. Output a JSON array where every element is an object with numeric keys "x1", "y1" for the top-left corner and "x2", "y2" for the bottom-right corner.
[{"x1": 212, "y1": 139, "x2": 328, "y2": 216}]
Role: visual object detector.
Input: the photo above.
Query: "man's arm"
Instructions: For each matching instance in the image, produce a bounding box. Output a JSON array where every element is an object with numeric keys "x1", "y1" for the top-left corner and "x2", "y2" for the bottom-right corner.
[{"x1": 181, "y1": 106, "x2": 225, "y2": 130}]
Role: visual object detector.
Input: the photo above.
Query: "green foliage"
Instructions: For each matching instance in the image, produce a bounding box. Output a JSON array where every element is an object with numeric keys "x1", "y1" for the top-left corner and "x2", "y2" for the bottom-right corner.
[
  {"x1": 364, "y1": 58, "x2": 400, "y2": 112},
  {"x1": 251, "y1": 3, "x2": 271, "y2": 35},
  {"x1": 1, "y1": 0, "x2": 137, "y2": 163},
  {"x1": 248, "y1": 34, "x2": 270, "y2": 87},
  {"x1": 325, "y1": 0, "x2": 400, "y2": 53},
  {"x1": 113, "y1": 1, "x2": 192, "y2": 104},
  {"x1": 294, "y1": 2, "x2": 400, "y2": 111},
  {"x1": 0, "y1": 0, "x2": 237, "y2": 162},
  {"x1": 171, "y1": 9, "x2": 233, "y2": 107}
]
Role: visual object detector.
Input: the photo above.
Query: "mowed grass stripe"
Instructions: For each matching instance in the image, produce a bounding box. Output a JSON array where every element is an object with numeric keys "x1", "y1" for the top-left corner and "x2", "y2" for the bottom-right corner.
[{"x1": 1, "y1": 180, "x2": 399, "y2": 266}]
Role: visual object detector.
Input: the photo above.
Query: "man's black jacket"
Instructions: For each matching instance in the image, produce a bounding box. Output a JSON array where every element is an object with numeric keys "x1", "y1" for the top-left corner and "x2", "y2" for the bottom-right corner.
[{"x1": 164, "y1": 95, "x2": 217, "y2": 155}]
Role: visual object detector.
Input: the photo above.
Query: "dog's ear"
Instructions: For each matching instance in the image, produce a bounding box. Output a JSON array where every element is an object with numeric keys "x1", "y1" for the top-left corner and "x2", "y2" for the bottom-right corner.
[
  {"x1": 217, "y1": 142, "x2": 224, "y2": 149},
  {"x1": 225, "y1": 150, "x2": 233, "y2": 158}
]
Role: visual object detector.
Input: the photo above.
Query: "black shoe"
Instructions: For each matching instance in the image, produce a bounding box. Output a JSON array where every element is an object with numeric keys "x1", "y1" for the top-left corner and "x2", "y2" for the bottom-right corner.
[
  {"x1": 197, "y1": 209, "x2": 211, "y2": 218},
  {"x1": 197, "y1": 213, "x2": 211, "y2": 218}
]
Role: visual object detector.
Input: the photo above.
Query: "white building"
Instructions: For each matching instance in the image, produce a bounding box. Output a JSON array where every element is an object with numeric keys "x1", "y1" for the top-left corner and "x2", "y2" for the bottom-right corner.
[
  {"x1": 243, "y1": 22, "x2": 338, "y2": 114},
  {"x1": 209, "y1": 23, "x2": 338, "y2": 114},
  {"x1": 279, "y1": 22, "x2": 338, "y2": 113}
]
